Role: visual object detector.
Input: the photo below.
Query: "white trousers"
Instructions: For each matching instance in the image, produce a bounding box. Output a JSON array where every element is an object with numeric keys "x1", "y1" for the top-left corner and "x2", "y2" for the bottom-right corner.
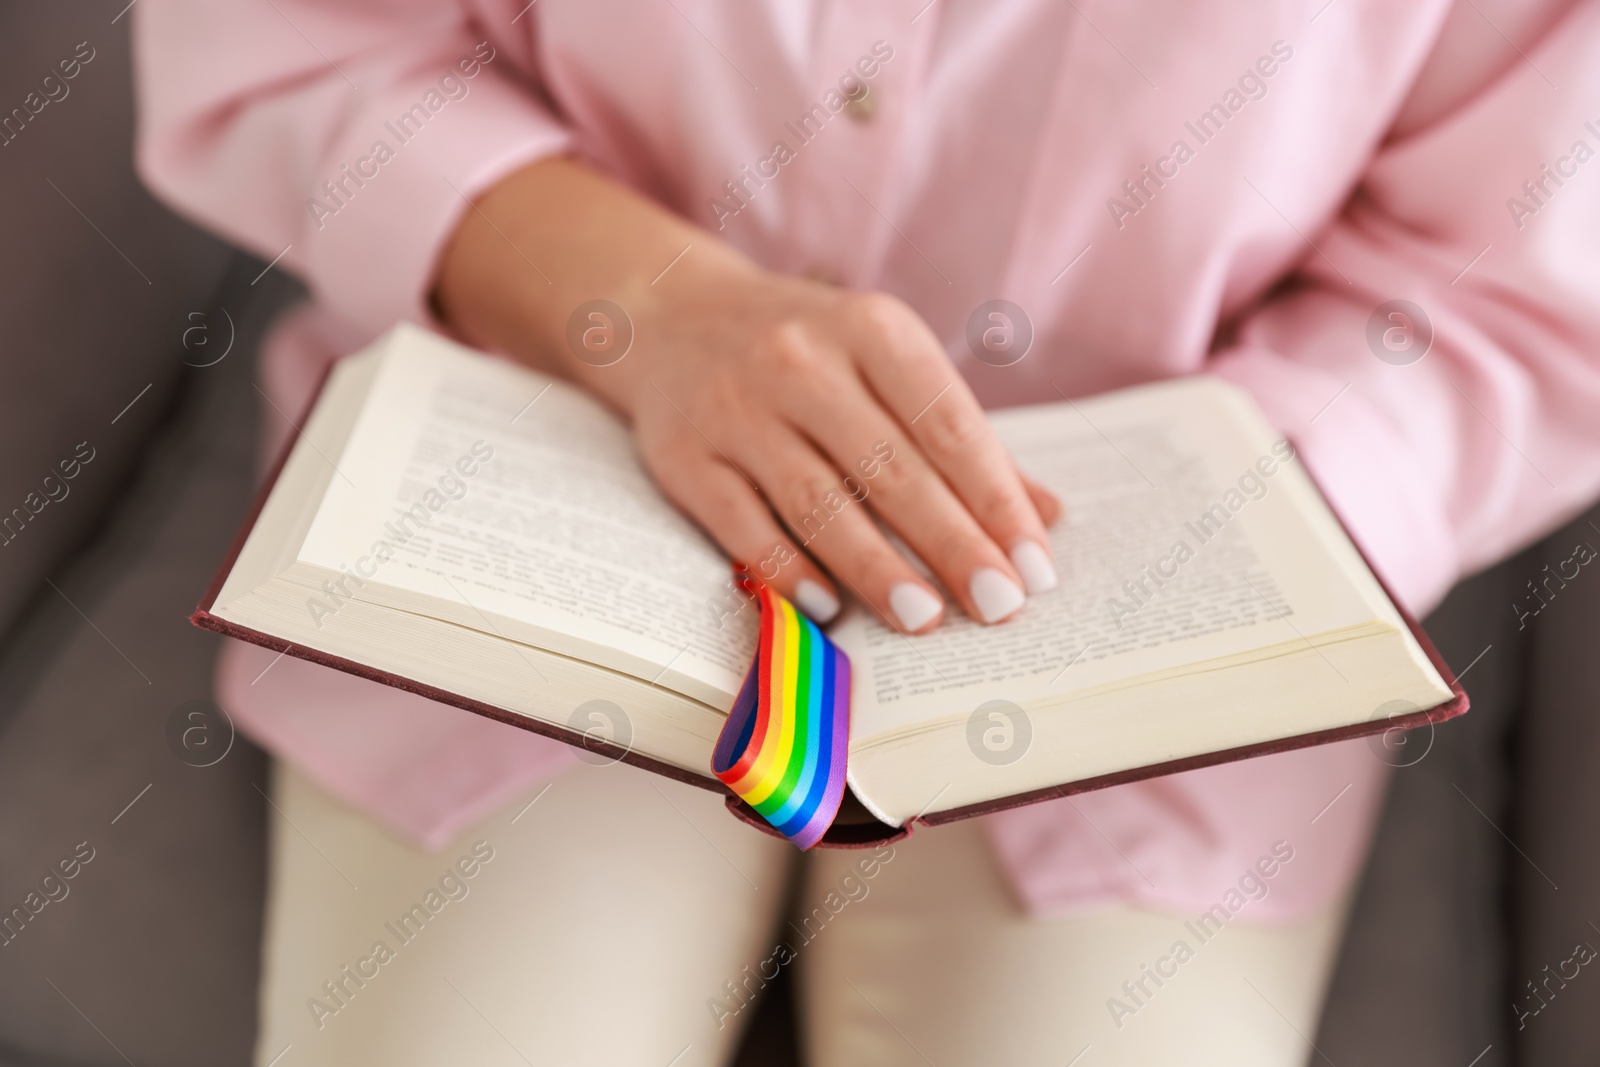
[{"x1": 255, "y1": 760, "x2": 1350, "y2": 1066}]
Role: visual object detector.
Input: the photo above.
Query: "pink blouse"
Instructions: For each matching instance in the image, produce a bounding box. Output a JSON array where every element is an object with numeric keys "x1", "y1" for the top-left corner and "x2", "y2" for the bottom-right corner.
[{"x1": 135, "y1": 0, "x2": 1600, "y2": 919}]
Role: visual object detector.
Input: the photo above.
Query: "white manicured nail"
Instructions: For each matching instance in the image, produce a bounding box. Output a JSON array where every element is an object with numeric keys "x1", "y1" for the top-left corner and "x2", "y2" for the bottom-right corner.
[
  {"x1": 970, "y1": 568, "x2": 1026, "y2": 623},
  {"x1": 1009, "y1": 541, "x2": 1058, "y2": 594},
  {"x1": 794, "y1": 579, "x2": 841, "y2": 624},
  {"x1": 889, "y1": 583, "x2": 943, "y2": 632}
]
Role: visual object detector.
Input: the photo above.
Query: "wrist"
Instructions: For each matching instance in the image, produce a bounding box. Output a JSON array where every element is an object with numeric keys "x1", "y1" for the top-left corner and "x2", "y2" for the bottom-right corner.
[{"x1": 580, "y1": 242, "x2": 765, "y2": 416}]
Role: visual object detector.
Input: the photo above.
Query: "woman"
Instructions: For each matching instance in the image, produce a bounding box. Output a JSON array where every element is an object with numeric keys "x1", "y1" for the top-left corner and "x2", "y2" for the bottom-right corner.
[{"x1": 134, "y1": 1, "x2": 1600, "y2": 1063}]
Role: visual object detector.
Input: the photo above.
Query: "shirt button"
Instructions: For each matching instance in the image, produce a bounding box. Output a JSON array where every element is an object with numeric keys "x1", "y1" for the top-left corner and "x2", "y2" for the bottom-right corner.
[{"x1": 845, "y1": 88, "x2": 878, "y2": 123}]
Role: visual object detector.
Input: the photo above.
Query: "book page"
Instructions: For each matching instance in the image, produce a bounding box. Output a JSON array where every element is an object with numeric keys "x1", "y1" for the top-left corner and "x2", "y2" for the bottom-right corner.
[
  {"x1": 296, "y1": 327, "x2": 754, "y2": 708},
  {"x1": 832, "y1": 378, "x2": 1384, "y2": 739}
]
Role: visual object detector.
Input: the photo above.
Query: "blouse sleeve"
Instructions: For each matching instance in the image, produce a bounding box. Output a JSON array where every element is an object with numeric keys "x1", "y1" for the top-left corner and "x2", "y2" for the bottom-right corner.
[
  {"x1": 1208, "y1": 2, "x2": 1600, "y2": 615},
  {"x1": 133, "y1": 0, "x2": 571, "y2": 334}
]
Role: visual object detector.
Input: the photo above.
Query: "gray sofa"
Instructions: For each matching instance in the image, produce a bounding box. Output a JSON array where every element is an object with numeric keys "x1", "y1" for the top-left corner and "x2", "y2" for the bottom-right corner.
[
  {"x1": 0, "y1": 4, "x2": 285, "y2": 1064},
  {"x1": 0, "y1": 4, "x2": 1594, "y2": 1065}
]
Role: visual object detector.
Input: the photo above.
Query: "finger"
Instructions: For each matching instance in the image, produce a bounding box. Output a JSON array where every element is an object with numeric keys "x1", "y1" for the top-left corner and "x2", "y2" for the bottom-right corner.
[
  {"x1": 731, "y1": 422, "x2": 948, "y2": 634},
  {"x1": 1019, "y1": 469, "x2": 1063, "y2": 527},
  {"x1": 773, "y1": 375, "x2": 1028, "y2": 627},
  {"x1": 646, "y1": 444, "x2": 843, "y2": 625},
  {"x1": 841, "y1": 294, "x2": 1058, "y2": 594}
]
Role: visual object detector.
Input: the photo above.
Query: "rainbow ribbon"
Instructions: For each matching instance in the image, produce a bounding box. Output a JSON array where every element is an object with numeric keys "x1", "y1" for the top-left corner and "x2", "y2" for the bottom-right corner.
[{"x1": 711, "y1": 575, "x2": 851, "y2": 851}]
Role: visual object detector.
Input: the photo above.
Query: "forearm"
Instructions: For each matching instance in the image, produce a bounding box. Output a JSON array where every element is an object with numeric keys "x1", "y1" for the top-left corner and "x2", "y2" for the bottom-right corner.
[{"x1": 433, "y1": 155, "x2": 764, "y2": 418}]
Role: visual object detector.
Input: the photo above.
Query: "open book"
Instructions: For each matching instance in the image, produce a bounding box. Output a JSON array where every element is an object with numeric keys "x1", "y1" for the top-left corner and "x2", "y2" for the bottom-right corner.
[{"x1": 195, "y1": 324, "x2": 1465, "y2": 844}]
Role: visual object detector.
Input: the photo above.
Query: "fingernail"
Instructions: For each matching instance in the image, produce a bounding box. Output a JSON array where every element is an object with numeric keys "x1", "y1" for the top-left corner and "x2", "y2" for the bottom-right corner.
[
  {"x1": 889, "y1": 582, "x2": 943, "y2": 632},
  {"x1": 969, "y1": 568, "x2": 1026, "y2": 624},
  {"x1": 794, "y1": 578, "x2": 841, "y2": 624},
  {"x1": 1009, "y1": 541, "x2": 1058, "y2": 594}
]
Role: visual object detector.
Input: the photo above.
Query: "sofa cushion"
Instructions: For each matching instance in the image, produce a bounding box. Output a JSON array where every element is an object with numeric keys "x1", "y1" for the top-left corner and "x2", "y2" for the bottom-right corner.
[
  {"x1": 0, "y1": 270, "x2": 296, "y2": 1066},
  {"x1": 0, "y1": 0, "x2": 232, "y2": 640}
]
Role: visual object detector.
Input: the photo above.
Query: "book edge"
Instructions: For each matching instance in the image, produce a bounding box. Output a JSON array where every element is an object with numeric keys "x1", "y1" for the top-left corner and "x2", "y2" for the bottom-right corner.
[{"x1": 189, "y1": 606, "x2": 725, "y2": 794}]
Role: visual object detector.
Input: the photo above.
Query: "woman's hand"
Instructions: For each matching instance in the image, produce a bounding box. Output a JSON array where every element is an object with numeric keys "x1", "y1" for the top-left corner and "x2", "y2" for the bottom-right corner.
[{"x1": 435, "y1": 157, "x2": 1060, "y2": 632}]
